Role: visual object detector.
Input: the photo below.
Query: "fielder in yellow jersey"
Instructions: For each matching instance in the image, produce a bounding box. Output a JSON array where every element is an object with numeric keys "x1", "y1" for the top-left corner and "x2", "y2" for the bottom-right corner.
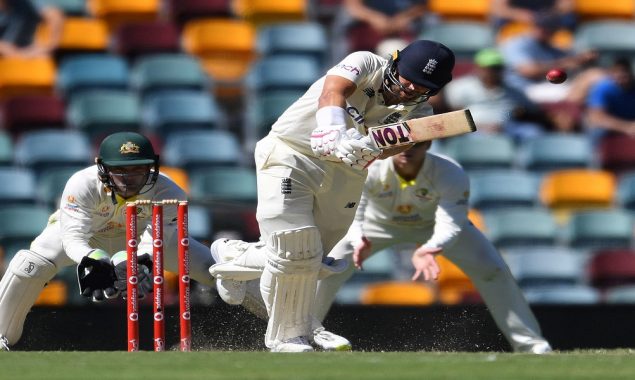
[{"x1": 314, "y1": 141, "x2": 553, "y2": 354}]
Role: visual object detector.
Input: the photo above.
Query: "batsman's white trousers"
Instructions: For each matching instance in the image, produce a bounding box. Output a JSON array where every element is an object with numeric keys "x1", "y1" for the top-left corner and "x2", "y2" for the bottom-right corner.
[
  {"x1": 254, "y1": 135, "x2": 367, "y2": 257},
  {"x1": 314, "y1": 221, "x2": 550, "y2": 352}
]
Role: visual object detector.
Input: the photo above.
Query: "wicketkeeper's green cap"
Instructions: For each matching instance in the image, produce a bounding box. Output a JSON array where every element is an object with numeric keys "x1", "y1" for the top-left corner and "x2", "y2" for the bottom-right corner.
[
  {"x1": 474, "y1": 48, "x2": 505, "y2": 68},
  {"x1": 98, "y1": 132, "x2": 157, "y2": 166}
]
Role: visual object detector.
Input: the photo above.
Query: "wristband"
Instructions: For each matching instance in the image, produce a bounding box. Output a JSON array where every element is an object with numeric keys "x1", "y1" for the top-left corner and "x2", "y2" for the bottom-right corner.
[{"x1": 315, "y1": 106, "x2": 348, "y2": 129}]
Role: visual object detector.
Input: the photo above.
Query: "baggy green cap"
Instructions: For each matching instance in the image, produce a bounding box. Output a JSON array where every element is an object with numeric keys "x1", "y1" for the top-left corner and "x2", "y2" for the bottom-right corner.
[{"x1": 98, "y1": 132, "x2": 157, "y2": 166}]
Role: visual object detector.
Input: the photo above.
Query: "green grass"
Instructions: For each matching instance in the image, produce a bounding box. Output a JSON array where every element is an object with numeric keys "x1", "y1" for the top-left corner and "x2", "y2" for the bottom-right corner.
[{"x1": 1, "y1": 350, "x2": 634, "y2": 380}]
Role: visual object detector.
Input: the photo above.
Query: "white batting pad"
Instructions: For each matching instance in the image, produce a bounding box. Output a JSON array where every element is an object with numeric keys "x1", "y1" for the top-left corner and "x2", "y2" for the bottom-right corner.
[
  {"x1": 261, "y1": 226, "x2": 323, "y2": 348},
  {"x1": 0, "y1": 250, "x2": 57, "y2": 345}
]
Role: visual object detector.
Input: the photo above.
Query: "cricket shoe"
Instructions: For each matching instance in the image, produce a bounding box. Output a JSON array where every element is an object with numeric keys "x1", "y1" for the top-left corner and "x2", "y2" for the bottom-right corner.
[
  {"x1": 517, "y1": 341, "x2": 553, "y2": 355},
  {"x1": 271, "y1": 336, "x2": 314, "y2": 353},
  {"x1": 310, "y1": 327, "x2": 352, "y2": 351},
  {"x1": 0, "y1": 335, "x2": 9, "y2": 351},
  {"x1": 209, "y1": 239, "x2": 250, "y2": 305}
]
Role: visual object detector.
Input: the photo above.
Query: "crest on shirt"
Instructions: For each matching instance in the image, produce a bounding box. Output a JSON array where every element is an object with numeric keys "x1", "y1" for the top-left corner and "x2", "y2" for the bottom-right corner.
[
  {"x1": 422, "y1": 59, "x2": 438, "y2": 75},
  {"x1": 396, "y1": 205, "x2": 413, "y2": 214},
  {"x1": 67, "y1": 195, "x2": 76, "y2": 203},
  {"x1": 120, "y1": 141, "x2": 140, "y2": 155}
]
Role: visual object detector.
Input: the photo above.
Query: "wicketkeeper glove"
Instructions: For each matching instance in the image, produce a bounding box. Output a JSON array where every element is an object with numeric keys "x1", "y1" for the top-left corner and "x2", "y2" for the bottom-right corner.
[
  {"x1": 111, "y1": 251, "x2": 153, "y2": 300},
  {"x1": 77, "y1": 249, "x2": 118, "y2": 302}
]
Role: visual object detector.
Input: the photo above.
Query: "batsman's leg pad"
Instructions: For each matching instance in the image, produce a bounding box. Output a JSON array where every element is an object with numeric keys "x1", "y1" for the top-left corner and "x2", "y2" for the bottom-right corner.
[
  {"x1": 0, "y1": 250, "x2": 57, "y2": 345},
  {"x1": 261, "y1": 226, "x2": 323, "y2": 349}
]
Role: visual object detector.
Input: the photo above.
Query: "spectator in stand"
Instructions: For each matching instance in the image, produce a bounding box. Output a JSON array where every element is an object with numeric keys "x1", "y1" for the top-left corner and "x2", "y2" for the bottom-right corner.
[
  {"x1": 585, "y1": 57, "x2": 635, "y2": 142},
  {"x1": 490, "y1": 0, "x2": 577, "y2": 31},
  {"x1": 439, "y1": 48, "x2": 550, "y2": 141},
  {"x1": 0, "y1": 0, "x2": 64, "y2": 58},
  {"x1": 332, "y1": 0, "x2": 427, "y2": 59},
  {"x1": 500, "y1": 11, "x2": 600, "y2": 104}
]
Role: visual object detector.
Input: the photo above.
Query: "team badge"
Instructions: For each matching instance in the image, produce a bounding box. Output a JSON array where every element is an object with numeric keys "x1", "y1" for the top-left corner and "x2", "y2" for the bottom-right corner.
[
  {"x1": 120, "y1": 141, "x2": 140, "y2": 155},
  {"x1": 397, "y1": 205, "x2": 412, "y2": 214}
]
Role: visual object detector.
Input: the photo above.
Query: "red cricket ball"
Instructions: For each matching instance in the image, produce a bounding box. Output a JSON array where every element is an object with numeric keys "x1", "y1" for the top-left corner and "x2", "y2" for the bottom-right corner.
[{"x1": 546, "y1": 68, "x2": 567, "y2": 84}]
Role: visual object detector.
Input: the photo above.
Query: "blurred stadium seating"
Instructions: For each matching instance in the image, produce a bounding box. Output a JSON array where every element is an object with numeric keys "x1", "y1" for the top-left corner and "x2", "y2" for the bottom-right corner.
[{"x1": 1, "y1": 0, "x2": 635, "y2": 308}]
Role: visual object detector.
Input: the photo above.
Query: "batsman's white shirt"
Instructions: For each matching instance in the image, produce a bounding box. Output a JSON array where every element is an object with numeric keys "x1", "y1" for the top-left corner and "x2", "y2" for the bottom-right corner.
[
  {"x1": 256, "y1": 51, "x2": 433, "y2": 252},
  {"x1": 29, "y1": 165, "x2": 215, "y2": 285}
]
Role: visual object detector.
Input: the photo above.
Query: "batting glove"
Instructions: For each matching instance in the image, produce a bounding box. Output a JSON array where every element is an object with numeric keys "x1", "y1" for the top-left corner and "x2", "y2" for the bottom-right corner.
[
  {"x1": 310, "y1": 124, "x2": 347, "y2": 161},
  {"x1": 76, "y1": 249, "x2": 118, "y2": 302},
  {"x1": 111, "y1": 251, "x2": 154, "y2": 300},
  {"x1": 335, "y1": 129, "x2": 380, "y2": 170}
]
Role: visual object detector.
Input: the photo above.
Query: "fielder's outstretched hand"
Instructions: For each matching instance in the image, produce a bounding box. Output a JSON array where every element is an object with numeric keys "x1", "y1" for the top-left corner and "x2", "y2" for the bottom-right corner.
[
  {"x1": 411, "y1": 246, "x2": 442, "y2": 281},
  {"x1": 353, "y1": 236, "x2": 373, "y2": 270},
  {"x1": 77, "y1": 249, "x2": 118, "y2": 302},
  {"x1": 111, "y1": 251, "x2": 154, "y2": 299}
]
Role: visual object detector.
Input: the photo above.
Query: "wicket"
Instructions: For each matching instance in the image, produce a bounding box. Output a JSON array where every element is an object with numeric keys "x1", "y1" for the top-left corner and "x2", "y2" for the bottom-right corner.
[{"x1": 125, "y1": 200, "x2": 191, "y2": 352}]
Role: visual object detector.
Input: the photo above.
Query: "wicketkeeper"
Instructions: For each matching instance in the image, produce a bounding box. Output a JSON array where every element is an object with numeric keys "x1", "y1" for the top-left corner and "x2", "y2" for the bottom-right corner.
[{"x1": 0, "y1": 132, "x2": 216, "y2": 351}]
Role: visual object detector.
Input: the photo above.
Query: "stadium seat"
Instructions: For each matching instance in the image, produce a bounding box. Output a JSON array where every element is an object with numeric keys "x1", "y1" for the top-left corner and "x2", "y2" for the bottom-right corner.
[
  {"x1": 188, "y1": 204, "x2": 213, "y2": 243},
  {"x1": 35, "y1": 166, "x2": 83, "y2": 208},
  {"x1": 574, "y1": 0, "x2": 635, "y2": 21},
  {"x1": 87, "y1": 0, "x2": 161, "y2": 32},
  {"x1": 468, "y1": 208, "x2": 486, "y2": 232},
  {"x1": 160, "y1": 166, "x2": 190, "y2": 194},
  {"x1": 37, "y1": 0, "x2": 88, "y2": 16},
  {"x1": 0, "y1": 131, "x2": 12, "y2": 166},
  {"x1": 162, "y1": 130, "x2": 243, "y2": 170},
  {"x1": 35, "y1": 17, "x2": 109, "y2": 59},
  {"x1": 518, "y1": 133, "x2": 593, "y2": 172},
  {"x1": 419, "y1": 21, "x2": 495, "y2": 59},
  {"x1": 427, "y1": 0, "x2": 490, "y2": 21},
  {"x1": 617, "y1": 172, "x2": 635, "y2": 211},
  {"x1": 66, "y1": 91, "x2": 141, "y2": 142},
  {"x1": 34, "y1": 280, "x2": 68, "y2": 306},
  {"x1": 14, "y1": 130, "x2": 92, "y2": 175},
  {"x1": 189, "y1": 166, "x2": 257, "y2": 203},
  {"x1": 0, "y1": 204, "x2": 50, "y2": 260},
  {"x1": 540, "y1": 169, "x2": 616, "y2": 212},
  {"x1": 166, "y1": 0, "x2": 232, "y2": 25},
  {"x1": 565, "y1": 209, "x2": 633, "y2": 250},
  {"x1": 574, "y1": 21, "x2": 635, "y2": 64},
  {"x1": 141, "y1": 90, "x2": 223, "y2": 136},
  {"x1": 0, "y1": 57, "x2": 56, "y2": 99},
  {"x1": 0, "y1": 167, "x2": 37, "y2": 206},
  {"x1": 233, "y1": 0, "x2": 307, "y2": 25},
  {"x1": 0, "y1": 95, "x2": 65, "y2": 138},
  {"x1": 360, "y1": 281, "x2": 436, "y2": 306},
  {"x1": 484, "y1": 207, "x2": 559, "y2": 249},
  {"x1": 436, "y1": 255, "x2": 480, "y2": 305},
  {"x1": 182, "y1": 18, "x2": 256, "y2": 98},
  {"x1": 257, "y1": 22, "x2": 328, "y2": 64},
  {"x1": 468, "y1": 170, "x2": 540, "y2": 210},
  {"x1": 57, "y1": 55, "x2": 129, "y2": 97},
  {"x1": 246, "y1": 54, "x2": 321, "y2": 92},
  {"x1": 522, "y1": 284, "x2": 601, "y2": 305},
  {"x1": 112, "y1": 21, "x2": 181, "y2": 59},
  {"x1": 441, "y1": 134, "x2": 515, "y2": 171},
  {"x1": 244, "y1": 89, "x2": 303, "y2": 143},
  {"x1": 496, "y1": 22, "x2": 573, "y2": 50},
  {"x1": 604, "y1": 284, "x2": 635, "y2": 303},
  {"x1": 598, "y1": 134, "x2": 635, "y2": 174},
  {"x1": 503, "y1": 247, "x2": 583, "y2": 288},
  {"x1": 588, "y1": 249, "x2": 635, "y2": 291},
  {"x1": 130, "y1": 54, "x2": 210, "y2": 96}
]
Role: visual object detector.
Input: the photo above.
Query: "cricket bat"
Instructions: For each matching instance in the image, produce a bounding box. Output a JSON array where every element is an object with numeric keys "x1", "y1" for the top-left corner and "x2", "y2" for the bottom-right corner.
[{"x1": 367, "y1": 109, "x2": 477, "y2": 149}]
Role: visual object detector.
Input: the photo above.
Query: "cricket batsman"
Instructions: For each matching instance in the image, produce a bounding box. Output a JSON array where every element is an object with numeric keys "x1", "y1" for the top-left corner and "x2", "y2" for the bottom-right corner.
[
  {"x1": 209, "y1": 40, "x2": 456, "y2": 352},
  {"x1": 314, "y1": 141, "x2": 553, "y2": 354},
  {"x1": 0, "y1": 132, "x2": 217, "y2": 351}
]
